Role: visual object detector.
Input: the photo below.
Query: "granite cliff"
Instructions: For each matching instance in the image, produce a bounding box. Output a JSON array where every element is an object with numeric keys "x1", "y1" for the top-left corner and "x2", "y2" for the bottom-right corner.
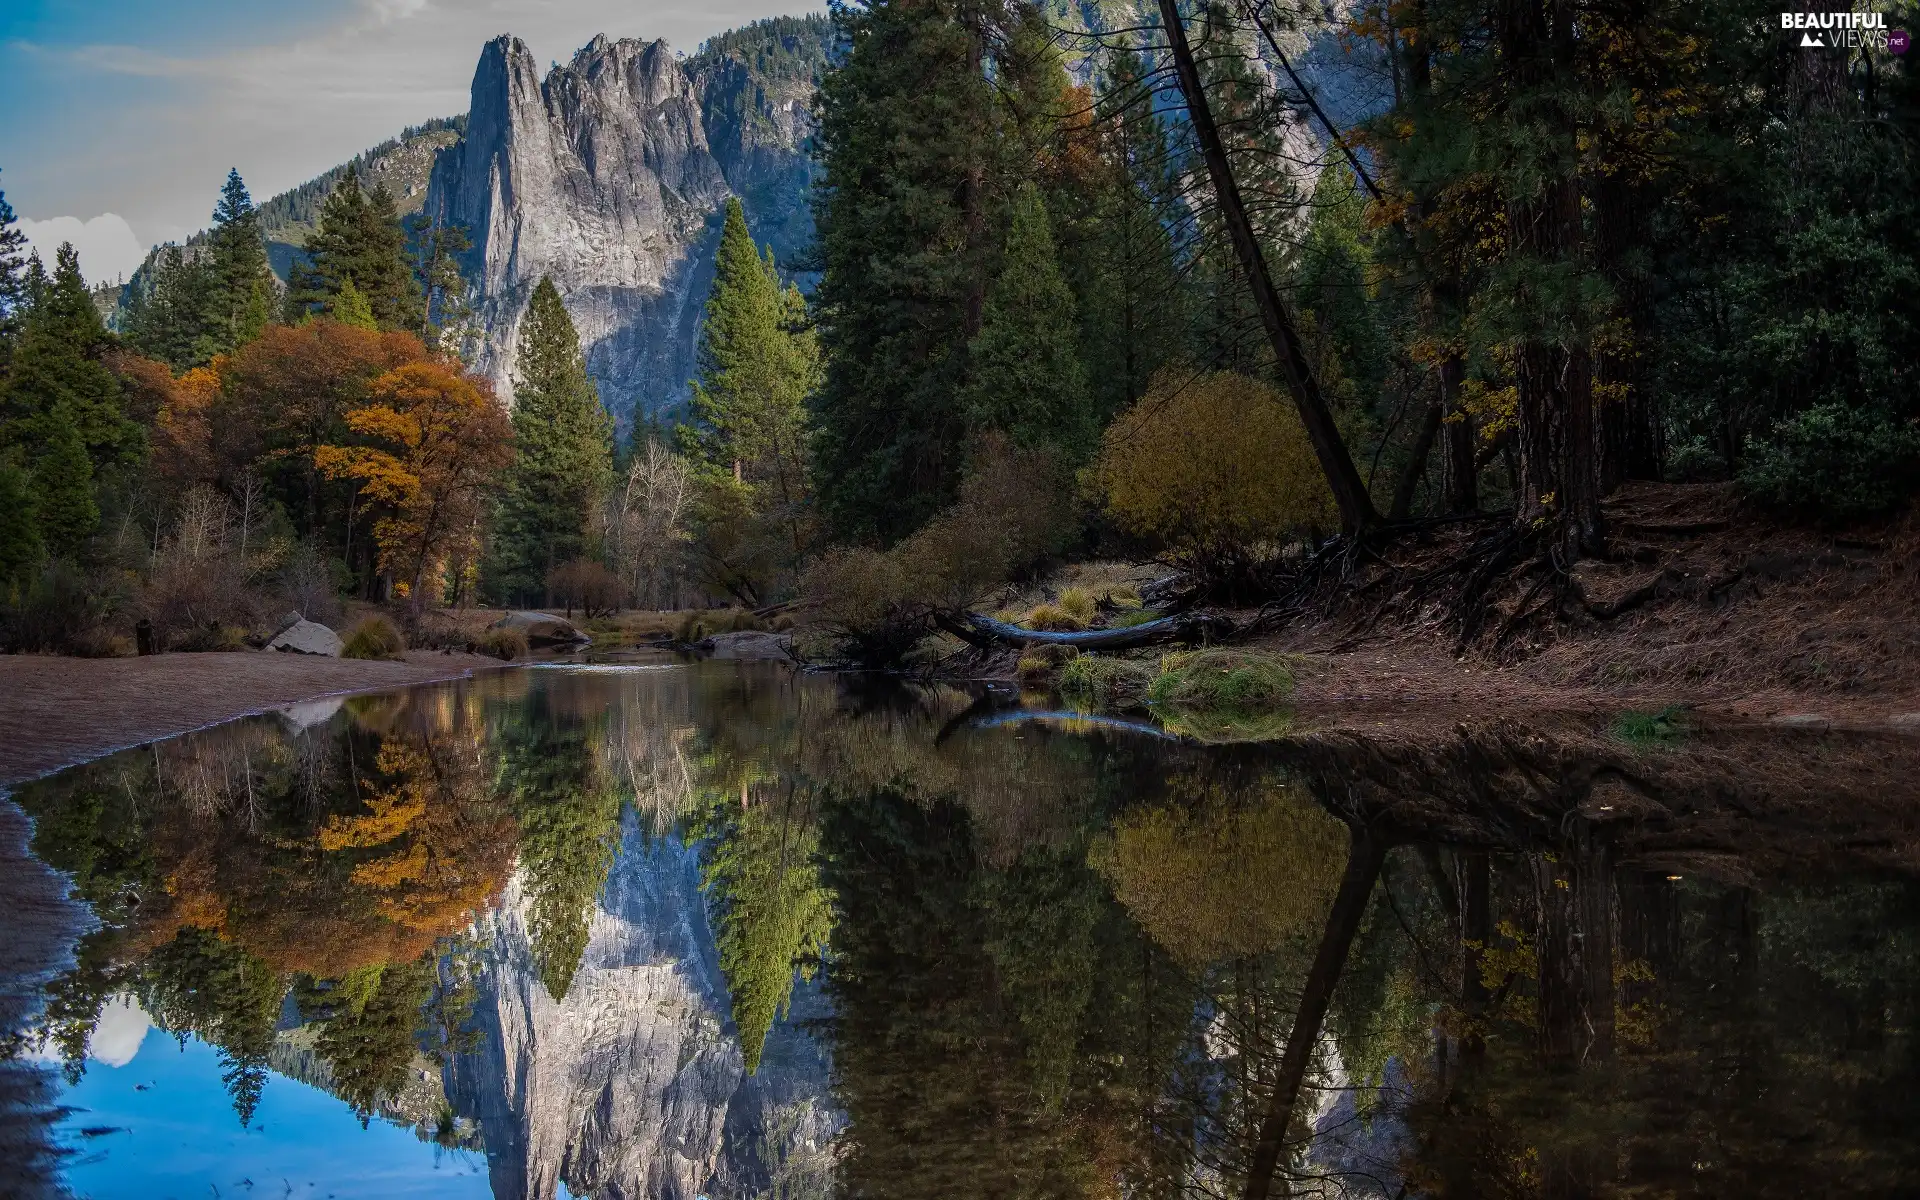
[
  {"x1": 445, "y1": 809, "x2": 840, "y2": 1200},
  {"x1": 425, "y1": 18, "x2": 830, "y2": 428}
]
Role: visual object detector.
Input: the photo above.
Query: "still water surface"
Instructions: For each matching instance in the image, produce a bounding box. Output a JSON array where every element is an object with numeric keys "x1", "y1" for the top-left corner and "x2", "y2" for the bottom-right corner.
[{"x1": 9, "y1": 661, "x2": 1920, "y2": 1198}]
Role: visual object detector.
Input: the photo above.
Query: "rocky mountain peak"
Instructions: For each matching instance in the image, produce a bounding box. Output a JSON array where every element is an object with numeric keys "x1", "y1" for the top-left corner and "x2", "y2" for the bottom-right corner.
[{"x1": 427, "y1": 17, "x2": 831, "y2": 427}]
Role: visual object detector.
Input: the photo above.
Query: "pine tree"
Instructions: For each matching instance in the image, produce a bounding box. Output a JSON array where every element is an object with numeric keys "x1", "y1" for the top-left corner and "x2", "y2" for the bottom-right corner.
[
  {"x1": 331, "y1": 279, "x2": 378, "y2": 330},
  {"x1": 688, "y1": 197, "x2": 817, "y2": 585},
  {"x1": 810, "y1": 0, "x2": 1003, "y2": 541},
  {"x1": 961, "y1": 184, "x2": 1094, "y2": 459},
  {"x1": 491, "y1": 278, "x2": 613, "y2": 603},
  {"x1": 1, "y1": 244, "x2": 144, "y2": 470},
  {"x1": 122, "y1": 244, "x2": 213, "y2": 369},
  {"x1": 0, "y1": 458, "x2": 44, "y2": 580},
  {"x1": 32, "y1": 405, "x2": 99, "y2": 553},
  {"x1": 0, "y1": 173, "x2": 29, "y2": 367},
  {"x1": 201, "y1": 169, "x2": 274, "y2": 357},
  {"x1": 408, "y1": 216, "x2": 476, "y2": 357},
  {"x1": 286, "y1": 168, "x2": 421, "y2": 331},
  {"x1": 1074, "y1": 48, "x2": 1186, "y2": 422}
]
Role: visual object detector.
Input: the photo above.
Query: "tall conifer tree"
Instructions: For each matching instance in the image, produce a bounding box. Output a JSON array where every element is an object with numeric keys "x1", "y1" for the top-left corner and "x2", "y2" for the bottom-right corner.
[
  {"x1": 961, "y1": 185, "x2": 1094, "y2": 459},
  {"x1": 491, "y1": 278, "x2": 613, "y2": 603},
  {"x1": 810, "y1": 0, "x2": 1001, "y2": 541},
  {"x1": 1, "y1": 244, "x2": 143, "y2": 470},
  {"x1": 203, "y1": 169, "x2": 274, "y2": 355},
  {"x1": 0, "y1": 174, "x2": 29, "y2": 368},
  {"x1": 286, "y1": 168, "x2": 421, "y2": 331}
]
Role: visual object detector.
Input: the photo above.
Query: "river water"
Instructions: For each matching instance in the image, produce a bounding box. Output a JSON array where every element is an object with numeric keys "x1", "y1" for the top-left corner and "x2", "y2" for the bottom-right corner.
[{"x1": 6, "y1": 660, "x2": 1919, "y2": 1198}]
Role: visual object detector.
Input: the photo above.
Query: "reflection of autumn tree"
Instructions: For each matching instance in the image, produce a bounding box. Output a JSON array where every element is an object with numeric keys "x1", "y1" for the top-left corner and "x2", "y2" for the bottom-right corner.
[
  {"x1": 494, "y1": 695, "x2": 621, "y2": 1001},
  {"x1": 692, "y1": 781, "x2": 831, "y2": 1075},
  {"x1": 1089, "y1": 779, "x2": 1347, "y2": 968},
  {"x1": 14, "y1": 690, "x2": 517, "y2": 1123}
]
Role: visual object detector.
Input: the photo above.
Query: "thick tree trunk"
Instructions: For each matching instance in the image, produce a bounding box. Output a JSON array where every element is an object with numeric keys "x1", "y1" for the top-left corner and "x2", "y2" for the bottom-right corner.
[
  {"x1": 1390, "y1": 399, "x2": 1443, "y2": 519},
  {"x1": 1593, "y1": 175, "x2": 1663, "y2": 490},
  {"x1": 1242, "y1": 831, "x2": 1386, "y2": 1200},
  {"x1": 1157, "y1": 0, "x2": 1379, "y2": 536},
  {"x1": 1440, "y1": 355, "x2": 1479, "y2": 512},
  {"x1": 1500, "y1": 0, "x2": 1604, "y2": 556}
]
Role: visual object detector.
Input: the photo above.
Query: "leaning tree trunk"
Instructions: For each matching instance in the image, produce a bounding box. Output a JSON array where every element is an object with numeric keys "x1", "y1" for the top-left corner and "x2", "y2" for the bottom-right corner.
[
  {"x1": 1241, "y1": 831, "x2": 1386, "y2": 1200},
  {"x1": 1156, "y1": 0, "x2": 1380, "y2": 536}
]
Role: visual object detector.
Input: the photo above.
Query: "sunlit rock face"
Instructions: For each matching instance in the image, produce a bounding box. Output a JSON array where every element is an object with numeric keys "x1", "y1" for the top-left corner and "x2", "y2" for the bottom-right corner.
[
  {"x1": 426, "y1": 30, "x2": 819, "y2": 428},
  {"x1": 446, "y1": 810, "x2": 839, "y2": 1200}
]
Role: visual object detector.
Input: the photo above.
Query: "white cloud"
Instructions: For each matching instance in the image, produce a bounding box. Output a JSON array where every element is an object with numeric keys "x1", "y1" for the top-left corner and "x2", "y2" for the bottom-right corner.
[
  {"x1": 18, "y1": 212, "x2": 148, "y2": 286},
  {"x1": 22, "y1": 992, "x2": 152, "y2": 1069}
]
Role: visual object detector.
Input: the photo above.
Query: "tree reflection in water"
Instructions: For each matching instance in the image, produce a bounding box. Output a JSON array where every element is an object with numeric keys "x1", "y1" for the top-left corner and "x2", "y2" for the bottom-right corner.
[{"x1": 9, "y1": 664, "x2": 1920, "y2": 1198}]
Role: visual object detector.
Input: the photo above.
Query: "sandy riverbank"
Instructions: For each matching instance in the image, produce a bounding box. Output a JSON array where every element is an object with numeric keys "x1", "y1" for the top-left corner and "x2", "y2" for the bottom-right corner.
[{"x1": 0, "y1": 649, "x2": 517, "y2": 789}]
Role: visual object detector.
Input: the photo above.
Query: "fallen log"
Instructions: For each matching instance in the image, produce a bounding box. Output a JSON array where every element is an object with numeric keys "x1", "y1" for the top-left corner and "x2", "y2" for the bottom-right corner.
[{"x1": 938, "y1": 611, "x2": 1233, "y2": 651}]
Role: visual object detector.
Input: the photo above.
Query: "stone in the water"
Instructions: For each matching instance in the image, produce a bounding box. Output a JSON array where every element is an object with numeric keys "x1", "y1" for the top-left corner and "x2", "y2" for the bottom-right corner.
[
  {"x1": 266, "y1": 619, "x2": 343, "y2": 657},
  {"x1": 698, "y1": 631, "x2": 793, "y2": 662},
  {"x1": 491, "y1": 611, "x2": 591, "y2": 647}
]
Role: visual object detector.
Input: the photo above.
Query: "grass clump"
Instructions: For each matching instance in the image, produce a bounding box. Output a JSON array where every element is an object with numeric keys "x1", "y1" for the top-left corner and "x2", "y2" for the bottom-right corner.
[
  {"x1": 1059, "y1": 655, "x2": 1156, "y2": 709},
  {"x1": 341, "y1": 616, "x2": 406, "y2": 661},
  {"x1": 1025, "y1": 602, "x2": 1086, "y2": 632},
  {"x1": 1148, "y1": 649, "x2": 1294, "y2": 708},
  {"x1": 1141, "y1": 649, "x2": 1296, "y2": 742},
  {"x1": 478, "y1": 626, "x2": 529, "y2": 661},
  {"x1": 1611, "y1": 705, "x2": 1689, "y2": 748},
  {"x1": 1057, "y1": 587, "x2": 1097, "y2": 623}
]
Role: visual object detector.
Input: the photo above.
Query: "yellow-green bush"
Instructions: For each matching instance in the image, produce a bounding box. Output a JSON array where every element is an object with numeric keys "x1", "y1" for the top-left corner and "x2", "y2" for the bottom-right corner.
[
  {"x1": 1057, "y1": 587, "x2": 1096, "y2": 622},
  {"x1": 1091, "y1": 370, "x2": 1335, "y2": 590},
  {"x1": 341, "y1": 616, "x2": 406, "y2": 661}
]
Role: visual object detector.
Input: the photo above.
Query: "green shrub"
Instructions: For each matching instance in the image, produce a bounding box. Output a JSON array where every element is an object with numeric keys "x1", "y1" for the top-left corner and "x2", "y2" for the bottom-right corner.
[
  {"x1": 1112, "y1": 608, "x2": 1163, "y2": 629},
  {"x1": 1059, "y1": 655, "x2": 1155, "y2": 710},
  {"x1": 1611, "y1": 705, "x2": 1689, "y2": 748},
  {"x1": 478, "y1": 626, "x2": 528, "y2": 661},
  {"x1": 1741, "y1": 403, "x2": 1919, "y2": 519},
  {"x1": 341, "y1": 616, "x2": 406, "y2": 661},
  {"x1": 1148, "y1": 649, "x2": 1295, "y2": 709}
]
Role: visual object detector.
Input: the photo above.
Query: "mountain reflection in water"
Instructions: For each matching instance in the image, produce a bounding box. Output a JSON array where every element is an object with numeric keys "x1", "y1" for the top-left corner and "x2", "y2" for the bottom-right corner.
[{"x1": 8, "y1": 661, "x2": 1920, "y2": 1199}]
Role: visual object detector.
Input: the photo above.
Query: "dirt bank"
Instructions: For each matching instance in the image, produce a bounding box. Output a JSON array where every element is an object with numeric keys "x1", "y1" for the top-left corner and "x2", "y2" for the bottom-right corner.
[{"x1": 0, "y1": 649, "x2": 515, "y2": 788}]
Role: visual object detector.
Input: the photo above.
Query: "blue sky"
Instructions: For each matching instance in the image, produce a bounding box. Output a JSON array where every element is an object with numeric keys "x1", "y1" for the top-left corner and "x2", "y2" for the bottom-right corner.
[
  {"x1": 52, "y1": 1018, "x2": 497, "y2": 1200},
  {"x1": 0, "y1": 0, "x2": 826, "y2": 283}
]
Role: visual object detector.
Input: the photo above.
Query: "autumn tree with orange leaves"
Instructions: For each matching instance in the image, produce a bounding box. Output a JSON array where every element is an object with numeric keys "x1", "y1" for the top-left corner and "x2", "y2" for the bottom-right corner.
[{"x1": 314, "y1": 360, "x2": 513, "y2": 607}]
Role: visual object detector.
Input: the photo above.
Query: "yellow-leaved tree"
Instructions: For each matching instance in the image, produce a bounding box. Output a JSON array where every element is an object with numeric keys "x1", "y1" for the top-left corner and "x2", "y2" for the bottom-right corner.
[
  {"x1": 1092, "y1": 369, "x2": 1335, "y2": 594},
  {"x1": 314, "y1": 360, "x2": 513, "y2": 606}
]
